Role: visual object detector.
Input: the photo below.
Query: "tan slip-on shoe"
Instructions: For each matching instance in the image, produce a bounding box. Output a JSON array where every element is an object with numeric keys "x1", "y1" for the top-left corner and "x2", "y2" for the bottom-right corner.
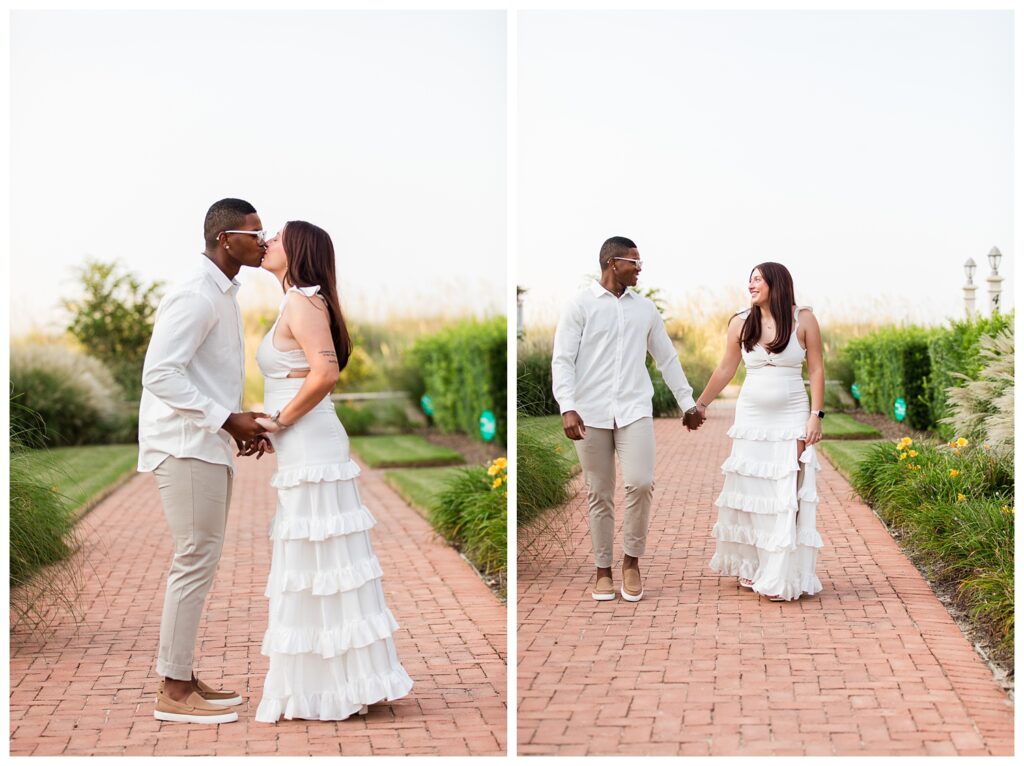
[
  {"x1": 192, "y1": 674, "x2": 242, "y2": 706},
  {"x1": 621, "y1": 567, "x2": 643, "y2": 602},
  {"x1": 155, "y1": 689, "x2": 238, "y2": 724},
  {"x1": 592, "y1": 576, "x2": 616, "y2": 601}
]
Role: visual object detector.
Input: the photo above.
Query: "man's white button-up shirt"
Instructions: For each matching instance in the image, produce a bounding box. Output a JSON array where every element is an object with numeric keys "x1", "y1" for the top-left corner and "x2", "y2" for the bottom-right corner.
[
  {"x1": 137, "y1": 256, "x2": 246, "y2": 474},
  {"x1": 551, "y1": 281, "x2": 696, "y2": 429}
]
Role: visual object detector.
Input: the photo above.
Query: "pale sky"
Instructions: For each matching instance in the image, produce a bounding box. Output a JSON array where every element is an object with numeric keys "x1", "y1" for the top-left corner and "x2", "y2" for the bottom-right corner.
[
  {"x1": 10, "y1": 10, "x2": 506, "y2": 336},
  {"x1": 518, "y1": 10, "x2": 1014, "y2": 328}
]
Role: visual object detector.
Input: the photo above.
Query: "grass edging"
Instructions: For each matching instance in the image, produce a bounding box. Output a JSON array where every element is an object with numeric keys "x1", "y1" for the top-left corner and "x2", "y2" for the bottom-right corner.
[{"x1": 350, "y1": 435, "x2": 464, "y2": 468}]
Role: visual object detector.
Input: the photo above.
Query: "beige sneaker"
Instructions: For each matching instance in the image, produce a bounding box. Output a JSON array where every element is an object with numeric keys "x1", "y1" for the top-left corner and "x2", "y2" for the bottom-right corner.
[
  {"x1": 192, "y1": 674, "x2": 242, "y2": 706},
  {"x1": 621, "y1": 567, "x2": 643, "y2": 602},
  {"x1": 155, "y1": 686, "x2": 238, "y2": 724},
  {"x1": 592, "y1": 576, "x2": 615, "y2": 601}
]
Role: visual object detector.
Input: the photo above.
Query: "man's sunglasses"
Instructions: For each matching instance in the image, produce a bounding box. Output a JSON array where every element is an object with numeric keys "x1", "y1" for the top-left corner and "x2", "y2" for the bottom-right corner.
[
  {"x1": 222, "y1": 229, "x2": 267, "y2": 245},
  {"x1": 614, "y1": 257, "x2": 643, "y2": 268}
]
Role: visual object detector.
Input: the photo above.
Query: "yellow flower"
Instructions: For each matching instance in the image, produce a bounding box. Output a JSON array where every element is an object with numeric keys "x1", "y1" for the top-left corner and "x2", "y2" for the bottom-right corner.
[
  {"x1": 949, "y1": 469, "x2": 959, "y2": 477},
  {"x1": 983, "y1": 443, "x2": 991, "y2": 450},
  {"x1": 897, "y1": 437, "x2": 913, "y2": 449},
  {"x1": 908, "y1": 450, "x2": 918, "y2": 457},
  {"x1": 912, "y1": 464, "x2": 922, "y2": 471},
  {"x1": 487, "y1": 464, "x2": 499, "y2": 476},
  {"x1": 1001, "y1": 505, "x2": 1014, "y2": 515},
  {"x1": 956, "y1": 437, "x2": 969, "y2": 448},
  {"x1": 898, "y1": 452, "x2": 908, "y2": 460},
  {"x1": 957, "y1": 493, "x2": 966, "y2": 502},
  {"x1": 492, "y1": 477, "x2": 503, "y2": 489}
]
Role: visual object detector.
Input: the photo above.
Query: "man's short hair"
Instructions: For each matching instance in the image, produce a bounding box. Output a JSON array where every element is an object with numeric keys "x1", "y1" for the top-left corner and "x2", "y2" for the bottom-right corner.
[
  {"x1": 204, "y1": 198, "x2": 257, "y2": 248},
  {"x1": 599, "y1": 236, "x2": 637, "y2": 270}
]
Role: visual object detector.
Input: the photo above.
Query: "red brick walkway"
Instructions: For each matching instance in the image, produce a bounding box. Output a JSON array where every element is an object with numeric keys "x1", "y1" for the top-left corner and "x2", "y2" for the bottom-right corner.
[
  {"x1": 10, "y1": 454, "x2": 506, "y2": 756},
  {"x1": 517, "y1": 410, "x2": 1013, "y2": 756}
]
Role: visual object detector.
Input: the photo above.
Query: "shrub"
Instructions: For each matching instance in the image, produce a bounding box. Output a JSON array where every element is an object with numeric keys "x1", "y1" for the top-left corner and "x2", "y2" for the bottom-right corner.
[
  {"x1": 408, "y1": 317, "x2": 506, "y2": 444},
  {"x1": 926, "y1": 312, "x2": 1013, "y2": 437},
  {"x1": 336, "y1": 403, "x2": 378, "y2": 436},
  {"x1": 845, "y1": 326, "x2": 934, "y2": 429},
  {"x1": 336, "y1": 399, "x2": 415, "y2": 436},
  {"x1": 9, "y1": 397, "x2": 83, "y2": 630},
  {"x1": 11, "y1": 344, "x2": 131, "y2": 446},
  {"x1": 63, "y1": 259, "x2": 163, "y2": 401},
  {"x1": 852, "y1": 438, "x2": 1013, "y2": 661},
  {"x1": 430, "y1": 459, "x2": 507, "y2": 579},
  {"x1": 942, "y1": 327, "x2": 1013, "y2": 461}
]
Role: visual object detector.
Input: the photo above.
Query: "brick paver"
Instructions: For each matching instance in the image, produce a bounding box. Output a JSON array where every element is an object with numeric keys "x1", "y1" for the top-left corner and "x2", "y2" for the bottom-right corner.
[
  {"x1": 517, "y1": 410, "x2": 1013, "y2": 756},
  {"x1": 11, "y1": 453, "x2": 506, "y2": 756}
]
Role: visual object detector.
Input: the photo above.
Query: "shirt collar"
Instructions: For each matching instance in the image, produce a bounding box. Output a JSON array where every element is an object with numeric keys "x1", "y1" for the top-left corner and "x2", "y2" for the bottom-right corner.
[
  {"x1": 290, "y1": 284, "x2": 321, "y2": 298},
  {"x1": 590, "y1": 279, "x2": 634, "y2": 299},
  {"x1": 201, "y1": 255, "x2": 241, "y2": 294}
]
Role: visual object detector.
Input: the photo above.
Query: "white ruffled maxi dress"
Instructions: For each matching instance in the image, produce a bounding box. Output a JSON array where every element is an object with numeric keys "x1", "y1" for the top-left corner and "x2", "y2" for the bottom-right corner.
[
  {"x1": 254, "y1": 286, "x2": 413, "y2": 722},
  {"x1": 709, "y1": 306, "x2": 824, "y2": 601}
]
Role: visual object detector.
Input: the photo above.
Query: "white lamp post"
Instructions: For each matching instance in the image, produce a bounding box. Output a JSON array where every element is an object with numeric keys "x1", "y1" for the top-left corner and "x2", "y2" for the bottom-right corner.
[
  {"x1": 986, "y1": 247, "x2": 1003, "y2": 314},
  {"x1": 963, "y1": 257, "x2": 977, "y2": 317}
]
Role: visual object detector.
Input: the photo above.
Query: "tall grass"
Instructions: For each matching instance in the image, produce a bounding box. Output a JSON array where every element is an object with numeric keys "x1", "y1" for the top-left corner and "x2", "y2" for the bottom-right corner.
[
  {"x1": 9, "y1": 397, "x2": 84, "y2": 633},
  {"x1": 11, "y1": 343, "x2": 133, "y2": 445},
  {"x1": 852, "y1": 438, "x2": 1014, "y2": 663},
  {"x1": 942, "y1": 328, "x2": 1014, "y2": 460}
]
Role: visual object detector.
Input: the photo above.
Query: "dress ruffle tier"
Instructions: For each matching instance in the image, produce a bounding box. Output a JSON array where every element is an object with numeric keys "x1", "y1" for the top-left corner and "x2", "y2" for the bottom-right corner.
[
  {"x1": 709, "y1": 426, "x2": 824, "y2": 601},
  {"x1": 255, "y1": 460, "x2": 414, "y2": 722}
]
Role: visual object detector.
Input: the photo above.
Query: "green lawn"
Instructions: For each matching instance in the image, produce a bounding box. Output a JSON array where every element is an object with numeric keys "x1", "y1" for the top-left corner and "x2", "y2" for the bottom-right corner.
[
  {"x1": 350, "y1": 435, "x2": 464, "y2": 468},
  {"x1": 517, "y1": 415, "x2": 580, "y2": 469},
  {"x1": 382, "y1": 467, "x2": 464, "y2": 518},
  {"x1": 822, "y1": 413, "x2": 882, "y2": 440},
  {"x1": 20, "y1": 444, "x2": 139, "y2": 515},
  {"x1": 818, "y1": 439, "x2": 890, "y2": 481}
]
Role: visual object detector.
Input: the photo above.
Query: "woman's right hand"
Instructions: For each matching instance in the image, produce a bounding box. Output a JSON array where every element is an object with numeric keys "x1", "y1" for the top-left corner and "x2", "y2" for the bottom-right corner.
[{"x1": 255, "y1": 417, "x2": 282, "y2": 433}]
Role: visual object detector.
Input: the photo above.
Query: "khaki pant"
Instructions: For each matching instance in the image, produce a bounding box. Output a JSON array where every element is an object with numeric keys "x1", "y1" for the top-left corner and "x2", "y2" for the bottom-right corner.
[
  {"x1": 573, "y1": 417, "x2": 656, "y2": 568},
  {"x1": 153, "y1": 457, "x2": 232, "y2": 680}
]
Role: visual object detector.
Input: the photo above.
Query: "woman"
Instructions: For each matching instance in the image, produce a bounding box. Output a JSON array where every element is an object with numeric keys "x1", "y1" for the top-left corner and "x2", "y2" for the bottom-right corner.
[
  {"x1": 695, "y1": 262, "x2": 824, "y2": 601},
  {"x1": 251, "y1": 221, "x2": 413, "y2": 722}
]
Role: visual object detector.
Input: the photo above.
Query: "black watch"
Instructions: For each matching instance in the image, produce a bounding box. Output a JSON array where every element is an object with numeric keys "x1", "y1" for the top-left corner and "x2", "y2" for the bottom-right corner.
[{"x1": 814, "y1": 410, "x2": 825, "y2": 419}]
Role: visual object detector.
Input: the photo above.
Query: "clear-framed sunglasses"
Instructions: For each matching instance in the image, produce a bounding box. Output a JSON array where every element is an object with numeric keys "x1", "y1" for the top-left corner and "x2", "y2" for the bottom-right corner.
[
  {"x1": 222, "y1": 229, "x2": 267, "y2": 245},
  {"x1": 614, "y1": 256, "x2": 643, "y2": 268}
]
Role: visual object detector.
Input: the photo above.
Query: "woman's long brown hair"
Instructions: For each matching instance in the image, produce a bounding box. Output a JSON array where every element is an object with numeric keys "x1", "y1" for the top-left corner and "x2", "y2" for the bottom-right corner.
[
  {"x1": 739, "y1": 262, "x2": 796, "y2": 354},
  {"x1": 282, "y1": 220, "x2": 352, "y2": 372}
]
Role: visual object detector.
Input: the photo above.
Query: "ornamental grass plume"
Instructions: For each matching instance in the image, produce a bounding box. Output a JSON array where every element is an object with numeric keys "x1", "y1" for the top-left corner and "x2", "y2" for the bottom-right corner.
[{"x1": 942, "y1": 327, "x2": 1014, "y2": 461}]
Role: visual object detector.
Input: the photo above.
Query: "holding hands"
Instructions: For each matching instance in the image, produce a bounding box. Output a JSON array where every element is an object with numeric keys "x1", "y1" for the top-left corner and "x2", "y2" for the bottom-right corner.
[
  {"x1": 223, "y1": 411, "x2": 276, "y2": 459},
  {"x1": 681, "y1": 402, "x2": 707, "y2": 431}
]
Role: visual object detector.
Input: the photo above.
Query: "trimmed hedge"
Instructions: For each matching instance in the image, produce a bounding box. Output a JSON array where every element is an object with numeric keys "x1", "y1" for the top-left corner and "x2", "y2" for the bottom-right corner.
[
  {"x1": 409, "y1": 317, "x2": 506, "y2": 445},
  {"x1": 926, "y1": 312, "x2": 1013, "y2": 437},
  {"x1": 841, "y1": 326, "x2": 934, "y2": 430},
  {"x1": 846, "y1": 313, "x2": 1014, "y2": 432}
]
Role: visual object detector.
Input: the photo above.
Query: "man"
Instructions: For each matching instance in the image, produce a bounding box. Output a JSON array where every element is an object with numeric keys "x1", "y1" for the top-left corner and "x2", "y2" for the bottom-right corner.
[
  {"x1": 138, "y1": 198, "x2": 269, "y2": 723},
  {"x1": 552, "y1": 236, "x2": 704, "y2": 603}
]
